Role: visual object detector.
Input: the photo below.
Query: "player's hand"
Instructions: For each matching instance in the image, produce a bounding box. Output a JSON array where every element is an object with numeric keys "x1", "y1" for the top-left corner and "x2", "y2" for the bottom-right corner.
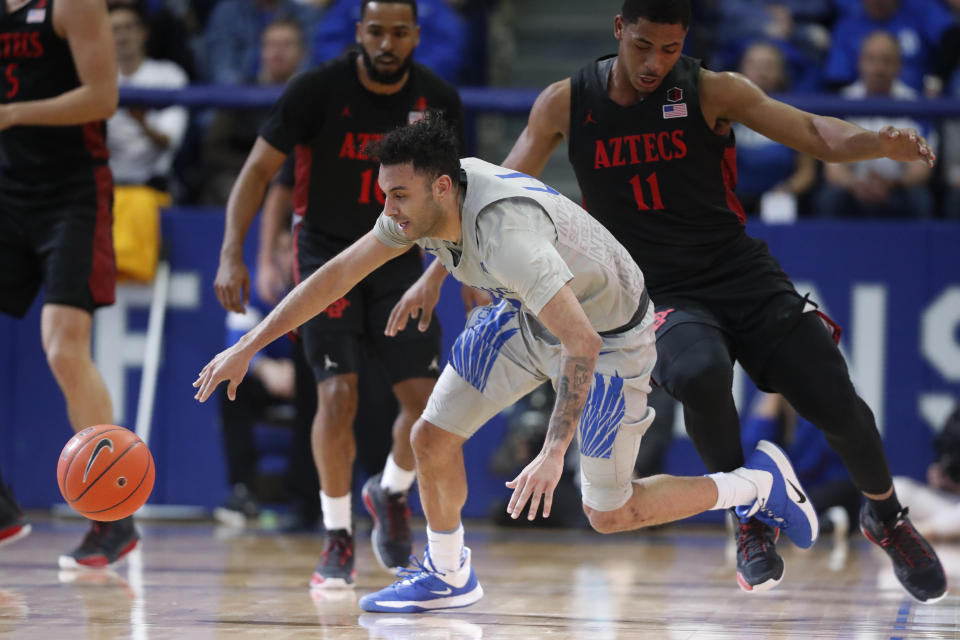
[
  {"x1": 214, "y1": 254, "x2": 250, "y2": 314},
  {"x1": 385, "y1": 274, "x2": 441, "y2": 336},
  {"x1": 255, "y1": 258, "x2": 288, "y2": 305},
  {"x1": 193, "y1": 344, "x2": 252, "y2": 402},
  {"x1": 878, "y1": 125, "x2": 935, "y2": 168},
  {"x1": 505, "y1": 448, "x2": 565, "y2": 521},
  {"x1": 461, "y1": 285, "x2": 492, "y2": 313}
]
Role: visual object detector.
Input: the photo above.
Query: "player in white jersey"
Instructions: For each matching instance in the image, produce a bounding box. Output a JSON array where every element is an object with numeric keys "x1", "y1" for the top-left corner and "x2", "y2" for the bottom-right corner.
[{"x1": 193, "y1": 116, "x2": 819, "y2": 612}]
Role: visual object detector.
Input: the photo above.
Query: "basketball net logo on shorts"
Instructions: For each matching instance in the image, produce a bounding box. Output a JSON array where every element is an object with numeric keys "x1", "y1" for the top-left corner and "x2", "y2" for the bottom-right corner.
[{"x1": 82, "y1": 438, "x2": 114, "y2": 484}]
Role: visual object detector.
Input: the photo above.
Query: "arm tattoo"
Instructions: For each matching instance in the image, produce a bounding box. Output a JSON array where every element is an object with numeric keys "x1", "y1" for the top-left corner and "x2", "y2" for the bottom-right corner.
[{"x1": 545, "y1": 356, "x2": 594, "y2": 449}]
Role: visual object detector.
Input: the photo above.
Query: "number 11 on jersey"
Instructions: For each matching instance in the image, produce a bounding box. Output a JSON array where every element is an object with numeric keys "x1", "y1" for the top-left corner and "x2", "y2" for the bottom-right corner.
[{"x1": 629, "y1": 172, "x2": 664, "y2": 212}]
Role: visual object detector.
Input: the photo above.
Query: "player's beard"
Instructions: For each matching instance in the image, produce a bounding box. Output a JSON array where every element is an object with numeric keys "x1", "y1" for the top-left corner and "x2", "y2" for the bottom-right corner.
[{"x1": 360, "y1": 48, "x2": 413, "y2": 84}]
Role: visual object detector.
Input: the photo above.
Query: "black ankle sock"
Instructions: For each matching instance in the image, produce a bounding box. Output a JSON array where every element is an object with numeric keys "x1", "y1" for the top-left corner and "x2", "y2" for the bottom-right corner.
[{"x1": 868, "y1": 493, "x2": 902, "y2": 522}]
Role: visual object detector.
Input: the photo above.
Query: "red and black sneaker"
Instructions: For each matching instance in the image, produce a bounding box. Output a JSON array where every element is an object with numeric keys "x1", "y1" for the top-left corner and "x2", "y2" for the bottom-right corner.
[
  {"x1": 860, "y1": 504, "x2": 947, "y2": 603},
  {"x1": 362, "y1": 473, "x2": 412, "y2": 572},
  {"x1": 0, "y1": 484, "x2": 30, "y2": 549},
  {"x1": 310, "y1": 528, "x2": 356, "y2": 589},
  {"x1": 735, "y1": 516, "x2": 785, "y2": 592},
  {"x1": 58, "y1": 517, "x2": 139, "y2": 570}
]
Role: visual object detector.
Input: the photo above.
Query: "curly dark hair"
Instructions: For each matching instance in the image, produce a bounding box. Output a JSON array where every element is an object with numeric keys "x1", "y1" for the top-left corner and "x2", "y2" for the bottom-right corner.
[
  {"x1": 368, "y1": 113, "x2": 460, "y2": 184},
  {"x1": 621, "y1": 0, "x2": 690, "y2": 28}
]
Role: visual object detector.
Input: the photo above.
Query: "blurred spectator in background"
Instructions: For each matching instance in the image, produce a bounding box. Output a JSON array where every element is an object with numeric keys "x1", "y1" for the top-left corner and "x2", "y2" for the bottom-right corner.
[
  {"x1": 945, "y1": 120, "x2": 960, "y2": 218},
  {"x1": 823, "y1": 0, "x2": 959, "y2": 94},
  {"x1": 205, "y1": 0, "x2": 319, "y2": 84},
  {"x1": 203, "y1": 18, "x2": 307, "y2": 204},
  {"x1": 893, "y1": 405, "x2": 960, "y2": 540},
  {"x1": 312, "y1": 0, "x2": 466, "y2": 82},
  {"x1": 107, "y1": 2, "x2": 189, "y2": 282},
  {"x1": 818, "y1": 31, "x2": 935, "y2": 218},
  {"x1": 733, "y1": 42, "x2": 817, "y2": 221},
  {"x1": 108, "y1": 0, "x2": 198, "y2": 80},
  {"x1": 708, "y1": 1, "x2": 831, "y2": 91},
  {"x1": 743, "y1": 393, "x2": 861, "y2": 535},
  {"x1": 108, "y1": 2, "x2": 189, "y2": 191}
]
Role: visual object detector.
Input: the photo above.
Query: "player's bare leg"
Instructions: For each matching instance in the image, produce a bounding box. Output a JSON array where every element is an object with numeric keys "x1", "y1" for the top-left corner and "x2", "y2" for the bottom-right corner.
[
  {"x1": 310, "y1": 373, "x2": 359, "y2": 588},
  {"x1": 41, "y1": 304, "x2": 113, "y2": 431}
]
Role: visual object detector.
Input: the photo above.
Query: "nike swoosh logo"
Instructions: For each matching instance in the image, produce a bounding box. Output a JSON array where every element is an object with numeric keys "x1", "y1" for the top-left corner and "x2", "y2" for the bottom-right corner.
[
  {"x1": 786, "y1": 479, "x2": 807, "y2": 504},
  {"x1": 82, "y1": 438, "x2": 114, "y2": 484},
  {"x1": 429, "y1": 587, "x2": 452, "y2": 595}
]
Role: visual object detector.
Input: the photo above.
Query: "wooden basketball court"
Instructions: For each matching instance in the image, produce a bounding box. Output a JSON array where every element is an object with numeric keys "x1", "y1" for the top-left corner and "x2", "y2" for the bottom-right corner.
[{"x1": 2, "y1": 515, "x2": 958, "y2": 639}]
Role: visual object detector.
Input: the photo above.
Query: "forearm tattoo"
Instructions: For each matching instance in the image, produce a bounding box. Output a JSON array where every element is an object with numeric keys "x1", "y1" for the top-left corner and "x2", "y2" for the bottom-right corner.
[{"x1": 545, "y1": 356, "x2": 594, "y2": 449}]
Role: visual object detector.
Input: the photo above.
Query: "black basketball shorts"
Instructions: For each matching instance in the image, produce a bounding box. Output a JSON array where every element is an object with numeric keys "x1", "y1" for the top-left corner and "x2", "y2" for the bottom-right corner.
[
  {"x1": 0, "y1": 166, "x2": 115, "y2": 318},
  {"x1": 295, "y1": 225, "x2": 442, "y2": 384}
]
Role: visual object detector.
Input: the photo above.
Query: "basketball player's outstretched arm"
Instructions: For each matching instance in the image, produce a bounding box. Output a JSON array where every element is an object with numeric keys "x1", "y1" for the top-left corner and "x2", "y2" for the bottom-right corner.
[
  {"x1": 195, "y1": 231, "x2": 407, "y2": 402},
  {"x1": 0, "y1": 0, "x2": 117, "y2": 130},
  {"x1": 216, "y1": 138, "x2": 289, "y2": 313},
  {"x1": 502, "y1": 79, "x2": 571, "y2": 178},
  {"x1": 700, "y1": 69, "x2": 935, "y2": 167},
  {"x1": 506, "y1": 285, "x2": 602, "y2": 521}
]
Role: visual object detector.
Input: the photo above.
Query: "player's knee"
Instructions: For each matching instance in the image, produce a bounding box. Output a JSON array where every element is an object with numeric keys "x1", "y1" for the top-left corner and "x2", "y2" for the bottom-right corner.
[
  {"x1": 411, "y1": 420, "x2": 458, "y2": 465},
  {"x1": 583, "y1": 504, "x2": 629, "y2": 534},
  {"x1": 671, "y1": 354, "x2": 733, "y2": 409},
  {"x1": 44, "y1": 340, "x2": 84, "y2": 382}
]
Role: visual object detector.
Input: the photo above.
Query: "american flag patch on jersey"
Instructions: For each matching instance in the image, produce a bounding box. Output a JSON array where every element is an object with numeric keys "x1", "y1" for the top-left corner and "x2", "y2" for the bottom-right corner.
[
  {"x1": 26, "y1": 8, "x2": 45, "y2": 23},
  {"x1": 662, "y1": 103, "x2": 687, "y2": 119}
]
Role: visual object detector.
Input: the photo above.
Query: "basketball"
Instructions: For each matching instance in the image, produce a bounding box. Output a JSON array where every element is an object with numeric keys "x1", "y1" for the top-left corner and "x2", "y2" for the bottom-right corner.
[{"x1": 56, "y1": 424, "x2": 155, "y2": 521}]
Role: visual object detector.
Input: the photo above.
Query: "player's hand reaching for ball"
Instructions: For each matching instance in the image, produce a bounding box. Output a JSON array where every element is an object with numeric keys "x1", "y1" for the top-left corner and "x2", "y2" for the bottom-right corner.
[
  {"x1": 879, "y1": 125, "x2": 936, "y2": 168},
  {"x1": 193, "y1": 344, "x2": 252, "y2": 402},
  {"x1": 505, "y1": 448, "x2": 565, "y2": 521}
]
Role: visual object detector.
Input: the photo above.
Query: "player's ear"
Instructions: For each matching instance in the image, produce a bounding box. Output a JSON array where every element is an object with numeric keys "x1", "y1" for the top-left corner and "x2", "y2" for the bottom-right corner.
[{"x1": 433, "y1": 173, "x2": 453, "y2": 199}]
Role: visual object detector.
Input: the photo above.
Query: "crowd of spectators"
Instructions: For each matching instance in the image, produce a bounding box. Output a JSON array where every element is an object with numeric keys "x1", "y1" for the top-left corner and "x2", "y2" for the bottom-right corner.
[{"x1": 111, "y1": 0, "x2": 959, "y2": 218}]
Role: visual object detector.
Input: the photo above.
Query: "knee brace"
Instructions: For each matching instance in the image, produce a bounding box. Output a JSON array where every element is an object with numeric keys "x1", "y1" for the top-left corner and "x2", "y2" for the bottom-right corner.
[{"x1": 579, "y1": 407, "x2": 656, "y2": 512}]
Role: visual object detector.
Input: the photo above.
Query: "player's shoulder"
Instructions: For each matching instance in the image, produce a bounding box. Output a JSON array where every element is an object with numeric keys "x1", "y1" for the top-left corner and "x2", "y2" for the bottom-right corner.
[
  {"x1": 279, "y1": 56, "x2": 351, "y2": 100},
  {"x1": 410, "y1": 62, "x2": 460, "y2": 98}
]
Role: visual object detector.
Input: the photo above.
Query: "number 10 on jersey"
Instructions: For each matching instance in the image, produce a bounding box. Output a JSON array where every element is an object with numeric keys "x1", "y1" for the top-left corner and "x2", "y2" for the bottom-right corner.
[
  {"x1": 629, "y1": 172, "x2": 664, "y2": 212},
  {"x1": 358, "y1": 168, "x2": 385, "y2": 205}
]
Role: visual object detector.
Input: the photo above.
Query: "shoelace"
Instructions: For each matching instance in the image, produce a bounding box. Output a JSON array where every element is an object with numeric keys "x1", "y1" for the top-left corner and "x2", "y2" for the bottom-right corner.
[
  {"x1": 737, "y1": 520, "x2": 775, "y2": 562},
  {"x1": 385, "y1": 493, "x2": 411, "y2": 541},
  {"x1": 321, "y1": 534, "x2": 353, "y2": 568},
  {"x1": 394, "y1": 555, "x2": 442, "y2": 586},
  {"x1": 877, "y1": 508, "x2": 933, "y2": 569}
]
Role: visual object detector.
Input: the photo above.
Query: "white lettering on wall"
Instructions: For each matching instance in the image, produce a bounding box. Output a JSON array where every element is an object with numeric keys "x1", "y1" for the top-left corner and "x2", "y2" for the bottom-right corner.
[{"x1": 93, "y1": 272, "x2": 201, "y2": 424}]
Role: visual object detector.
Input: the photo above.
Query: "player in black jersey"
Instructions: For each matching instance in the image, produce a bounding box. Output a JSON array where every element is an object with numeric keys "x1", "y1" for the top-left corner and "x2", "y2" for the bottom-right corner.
[
  {"x1": 213, "y1": 0, "x2": 467, "y2": 589},
  {"x1": 0, "y1": 0, "x2": 141, "y2": 569},
  {"x1": 499, "y1": 0, "x2": 945, "y2": 604}
]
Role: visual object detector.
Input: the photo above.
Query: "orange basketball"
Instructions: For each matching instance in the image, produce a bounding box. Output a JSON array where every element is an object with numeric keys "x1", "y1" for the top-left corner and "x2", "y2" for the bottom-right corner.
[{"x1": 56, "y1": 424, "x2": 155, "y2": 521}]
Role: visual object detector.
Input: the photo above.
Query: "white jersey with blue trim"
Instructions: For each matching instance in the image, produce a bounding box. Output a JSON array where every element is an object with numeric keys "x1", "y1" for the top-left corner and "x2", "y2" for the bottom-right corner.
[{"x1": 375, "y1": 157, "x2": 646, "y2": 334}]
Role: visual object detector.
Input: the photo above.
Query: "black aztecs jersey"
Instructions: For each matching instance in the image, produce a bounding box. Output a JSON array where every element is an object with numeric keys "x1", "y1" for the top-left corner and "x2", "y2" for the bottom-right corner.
[
  {"x1": 569, "y1": 54, "x2": 789, "y2": 299},
  {"x1": 259, "y1": 52, "x2": 464, "y2": 246},
  {"x1": 0, "y1": 0, "x2": 108, "y2": 176}
]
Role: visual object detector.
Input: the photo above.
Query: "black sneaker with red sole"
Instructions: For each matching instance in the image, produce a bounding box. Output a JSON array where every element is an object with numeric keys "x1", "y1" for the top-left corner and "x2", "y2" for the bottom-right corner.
[
  {"x1": 58, "y1": 517, "x2": 139, "y2": 570},
  {"x1": 860, "y1": 504, "x2": 947, "y2": 603}
]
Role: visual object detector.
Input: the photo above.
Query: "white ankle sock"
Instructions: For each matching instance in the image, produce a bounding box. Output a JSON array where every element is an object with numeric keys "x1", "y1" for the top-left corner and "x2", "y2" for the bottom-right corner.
[
  {"x1": 426, "y1": 523, "x2": 464, "y2": 573},
  {"x1": 321, "y1": 491, "x2": 352, "y2": 533},
  {"x1": 708, "y1": 470, "x2": 762, "y2": 510},
  {"x1": 380, "y1": 453, "x2": 416, "y2": 494}
]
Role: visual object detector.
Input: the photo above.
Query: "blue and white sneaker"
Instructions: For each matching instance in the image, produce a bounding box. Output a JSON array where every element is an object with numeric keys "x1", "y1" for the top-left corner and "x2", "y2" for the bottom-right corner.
[
  {"x1": 359, "y1": 547, "x2": 483, "y2": 613},
  {"x1": 734, "y1": 440, "x2": 819, "y2": 549}
]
